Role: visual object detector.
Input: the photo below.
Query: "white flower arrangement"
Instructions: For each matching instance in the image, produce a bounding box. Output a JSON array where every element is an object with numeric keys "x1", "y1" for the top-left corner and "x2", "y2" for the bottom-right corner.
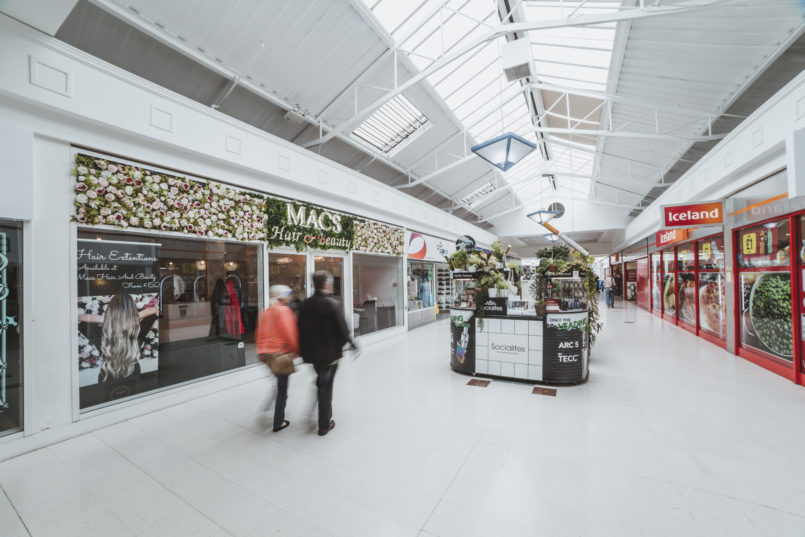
[{"x1": 72, "y1": 154, "x2": 267, "y2": 241}]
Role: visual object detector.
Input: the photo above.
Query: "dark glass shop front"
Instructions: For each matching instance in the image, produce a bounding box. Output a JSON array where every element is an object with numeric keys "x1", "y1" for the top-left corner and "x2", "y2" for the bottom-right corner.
[
  {"x1": 0, "y1": 220, "x2": 22, "y2": 436},
  {"x1": 77, "y1": 229, "x2": 263, "y2": 409}
]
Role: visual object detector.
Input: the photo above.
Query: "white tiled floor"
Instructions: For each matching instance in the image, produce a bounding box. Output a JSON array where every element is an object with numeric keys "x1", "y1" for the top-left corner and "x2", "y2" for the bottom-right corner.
[{"x1": 3, "y1": 297, "x2": 805, "y2": 536}]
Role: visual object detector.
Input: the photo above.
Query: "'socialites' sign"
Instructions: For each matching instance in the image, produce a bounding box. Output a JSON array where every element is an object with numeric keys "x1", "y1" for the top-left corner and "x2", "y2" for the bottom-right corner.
[{"x1": 662, "y1": 201, "x2": 723, "y2": 228}]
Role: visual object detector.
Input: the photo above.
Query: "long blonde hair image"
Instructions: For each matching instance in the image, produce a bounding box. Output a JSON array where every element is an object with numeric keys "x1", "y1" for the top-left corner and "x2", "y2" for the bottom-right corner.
[{"x1": 99, "y1": 294, "x2": 141, "y2": 381}]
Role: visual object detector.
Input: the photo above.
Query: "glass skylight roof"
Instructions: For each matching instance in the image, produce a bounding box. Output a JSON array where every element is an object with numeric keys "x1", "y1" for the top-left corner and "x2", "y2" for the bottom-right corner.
[
  {"x1": 352, "y1": 93, "x2": 429, "y2": 153},
  {"x1": 460, "y1": 181, "x2": 497, "y2": 207},
  {"x1": 362, "y1": 0, "x2": 620, "y2": 209}
]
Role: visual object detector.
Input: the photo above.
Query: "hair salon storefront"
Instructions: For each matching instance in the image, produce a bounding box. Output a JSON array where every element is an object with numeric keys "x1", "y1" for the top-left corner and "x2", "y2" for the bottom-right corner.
[{"x1": 72, "y1": 151, "x2": 409, "y2": 413}]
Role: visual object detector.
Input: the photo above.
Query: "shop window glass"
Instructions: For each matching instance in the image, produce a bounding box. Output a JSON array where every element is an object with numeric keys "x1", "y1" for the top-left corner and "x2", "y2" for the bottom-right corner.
[
  {"x1": 269, "y1": 253, "x2": 307, "y2": 311},
  {"x1": 408, "y1": 261, "x2": 434, "y2": 311},
  {"x1": 736, "y1": 220, "x2": 790, "y2": 268},
  {"x1": 677, "y1": 273, "x2": 696, "y2": 325},
  {"x1": 698, "y1": 272, "x2": 726, "y2": 338},
  {"x1": 661, "y1": 251, "x2": 675, "y2": 315},
  {"x1": 698, "y1": 236, "x2": 725, "y2": 271},
  {"x1": 353, "y1": 254, "x2": 403, "y2": 336},
  {"x1": 314, "y1": 256, "x2": 344, "y2": 305},
  {"x1": 77, "y1": 230, "x2": 263, "y2": 409},
  {"x1": 676, "y1": 246, "x2": 695, "y2": 272},
  {"x1": 738, "y1": 272, "x2": 792, "y2": 361},
  {"x1": 651, "y1": 254, "x2": 661, "y2": 312},
  {"x1": 0, "y1": 221, "x2": 22, "y2": 436}
]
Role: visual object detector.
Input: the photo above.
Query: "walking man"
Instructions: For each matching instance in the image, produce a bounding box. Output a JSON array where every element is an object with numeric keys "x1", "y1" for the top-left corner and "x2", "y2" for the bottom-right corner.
[
  {"x1": 298, "y1": 271, "x2": 358, "y2": 436},
  {"x1": 604, "y1": 274, "x2": 615, "y2": 309}
]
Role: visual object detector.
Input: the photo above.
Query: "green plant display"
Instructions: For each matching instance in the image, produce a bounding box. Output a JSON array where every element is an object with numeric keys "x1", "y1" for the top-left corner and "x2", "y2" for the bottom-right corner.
[
  {"x1": 751, "y1": 274, "x2": 793, "y2": 357},
  {"x1": 265, "y1": 196, "x2": 355, "y2": 252},
  {"x1": 530, "y1": 246, "x2": 603, "y2": 346}
]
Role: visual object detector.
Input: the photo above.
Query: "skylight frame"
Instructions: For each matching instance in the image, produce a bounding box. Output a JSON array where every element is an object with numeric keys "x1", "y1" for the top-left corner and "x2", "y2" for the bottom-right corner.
[
  {"x1": 352, "y1": 93, "x2": 430, "y2": 154},
  {"x1": 460, "y1": 181, "x2": 497, "y2": 207}
]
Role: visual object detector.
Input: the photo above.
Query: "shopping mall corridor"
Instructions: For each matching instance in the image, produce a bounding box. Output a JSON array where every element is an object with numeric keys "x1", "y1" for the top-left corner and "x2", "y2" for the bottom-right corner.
[{"x1": 2, "y1": 297, "x2": 805, "y2": 537}]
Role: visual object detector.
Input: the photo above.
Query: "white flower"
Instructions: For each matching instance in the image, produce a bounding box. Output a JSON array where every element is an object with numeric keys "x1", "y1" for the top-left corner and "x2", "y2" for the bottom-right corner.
[
  {"x1": 160, "y1": 183, "x2": 168, "y2": 191},
  {"x1": 144, "y1": 219, "x2": 153, "y2": 228},
  {"x1": 107, "y1": 164, "x2": 117, "y2": 172},
  {"x1": 99, "y1": 178, "x2": 109, "y2": 188},
  {"x1": 87, "y1": 191, "x2": 97, "y2": 199},
  {"x1": 109, "y1": 176, "x2": 118, "y2": 185},
  {"x1": 77, "y1": 166, "x2": 88, "y2": 174},
  {"x1": 124, "y1": 186, "x2": 134, "y2": 196},
  {"x1": 129, "y1": 217, "x2": 139, "y2": 226},
  {"x1": 76, "y1": 193, "x2": 88, "y2": 204},
  {"x1": 101, "y1": 170, "x2": 111, "y2": 179},
  {"x1": 133, "y1": 171, "x2": 142, "y2": 179},
  {"x1": 153, "y1": 218, "x2": 161, "y2": 226}
]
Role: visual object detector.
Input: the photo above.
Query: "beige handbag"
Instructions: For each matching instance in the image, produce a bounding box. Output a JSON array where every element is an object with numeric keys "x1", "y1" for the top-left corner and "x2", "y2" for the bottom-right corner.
[{"x1": 261, "y1": 352, "x2": 296, "y2": 376}]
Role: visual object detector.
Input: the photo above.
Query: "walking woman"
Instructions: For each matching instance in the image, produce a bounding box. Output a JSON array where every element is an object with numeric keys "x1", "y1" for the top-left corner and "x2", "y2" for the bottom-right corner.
[{"x1": 256, "y1": 285, "x2": 299, "y2": 432}]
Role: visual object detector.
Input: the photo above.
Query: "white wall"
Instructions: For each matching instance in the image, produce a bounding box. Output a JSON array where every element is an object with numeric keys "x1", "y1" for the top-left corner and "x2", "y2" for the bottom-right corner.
[
  {"x1": 0, "y1": 14, "x2": 496, "y2": 459},
  {"x1": 613, "y1": 69, "x2": 805, "y2": 251}
]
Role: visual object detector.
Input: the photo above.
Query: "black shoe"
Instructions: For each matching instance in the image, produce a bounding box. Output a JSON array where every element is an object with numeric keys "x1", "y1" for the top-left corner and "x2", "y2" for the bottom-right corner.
[
  {"x1": 318, "y1": 419, "x2": 335, "y2": 436},
  {"x1": 273, "y1": 420, "x2": 290, "y2": 432}
]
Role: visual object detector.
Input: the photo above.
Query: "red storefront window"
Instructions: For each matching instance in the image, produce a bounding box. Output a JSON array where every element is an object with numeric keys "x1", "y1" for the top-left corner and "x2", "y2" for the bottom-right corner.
[
  {"x1": 736, "y1": 219, "x2": 793, "y2": 364},
  {"x1": 698, "y1": 236, "x2": 726, "y2": 339},
  {"x1": 651, "y1": 253, "x2": 662, "y2": 312},
  {"x1": 661, "y1": 250, "x2": 676, "y2": 317}
]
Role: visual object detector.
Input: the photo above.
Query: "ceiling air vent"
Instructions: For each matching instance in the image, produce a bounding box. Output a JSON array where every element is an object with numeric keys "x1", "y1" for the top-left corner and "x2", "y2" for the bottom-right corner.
[{"x1": 501, "y1": 39, "x2": 532, "y2": 82}]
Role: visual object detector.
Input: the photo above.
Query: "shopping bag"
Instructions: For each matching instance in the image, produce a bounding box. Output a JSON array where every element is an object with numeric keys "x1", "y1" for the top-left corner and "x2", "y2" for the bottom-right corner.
[{"x1": 260, "y1": 352, "x2": 296, "y2": 375}]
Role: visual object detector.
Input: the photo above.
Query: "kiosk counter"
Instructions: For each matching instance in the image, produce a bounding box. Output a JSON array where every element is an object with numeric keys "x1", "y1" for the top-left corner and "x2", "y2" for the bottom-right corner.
[{"x1": 449, "y1": 272, "x2": 590, "y2": 386}]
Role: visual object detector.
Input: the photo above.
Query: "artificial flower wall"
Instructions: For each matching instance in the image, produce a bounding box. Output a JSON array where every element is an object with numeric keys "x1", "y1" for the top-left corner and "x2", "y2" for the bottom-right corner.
[
  {"x1": 354, "y1": 218, "x2": 405, "y2": 256},
  {"x1": 71, "y1": 154, "x2": 267, "y2": 241}
]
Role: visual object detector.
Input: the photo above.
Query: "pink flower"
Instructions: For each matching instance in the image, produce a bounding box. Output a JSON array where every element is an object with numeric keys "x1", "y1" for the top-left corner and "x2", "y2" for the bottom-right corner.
[
  {"x1": 115, "y1": 213, "x2": 123, "y2": 221},
  {"x1": 96, "y1": 187, "x2": 105, "y2": 195},
  {"x1": 76, "y1": 215, "x2": 87, "y2": 223},
  {"x1": 75, "y1": 183, "x2": 88, "y2": 192},
  {"x1": 117, "y1": 164, "x2": 126, "y2": 173},
  {"x1": 160, "y1": 223, "x2": 169, "y2": 231},
  {"x1": 135, "y1": 180, "x2": 143, "y2": 187},
  {"x1": 126, "y1": 177, "x2": 135, "y2": 185},
  {"x1": 105, "y1": 193, "x2": 115, "y2": 202}
]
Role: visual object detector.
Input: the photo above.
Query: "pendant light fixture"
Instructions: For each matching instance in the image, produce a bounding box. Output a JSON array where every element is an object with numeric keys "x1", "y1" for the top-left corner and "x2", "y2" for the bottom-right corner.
[{"x1": 470, "y1": 132, "x2": 536, "y2": 172}]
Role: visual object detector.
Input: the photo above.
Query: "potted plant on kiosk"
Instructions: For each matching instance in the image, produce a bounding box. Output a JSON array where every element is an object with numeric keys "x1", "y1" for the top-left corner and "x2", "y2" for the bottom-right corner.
[{"x1": 530, "y1": 244, "x2": 603, "y2": 345}]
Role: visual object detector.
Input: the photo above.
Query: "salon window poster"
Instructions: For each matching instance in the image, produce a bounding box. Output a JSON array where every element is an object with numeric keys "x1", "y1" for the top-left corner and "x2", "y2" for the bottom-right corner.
[{"x1": 76, "y1": 239, "x2": 160, "y2": 389}]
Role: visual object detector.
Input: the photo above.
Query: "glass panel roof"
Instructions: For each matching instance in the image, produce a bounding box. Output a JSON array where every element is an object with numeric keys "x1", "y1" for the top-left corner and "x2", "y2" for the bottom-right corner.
[
  {"x1": 363, "y1": 0, "x2": 620, "y2": 208},
  {"x1": 352, "y1": 93, "x2": 429, "y2": 153}
]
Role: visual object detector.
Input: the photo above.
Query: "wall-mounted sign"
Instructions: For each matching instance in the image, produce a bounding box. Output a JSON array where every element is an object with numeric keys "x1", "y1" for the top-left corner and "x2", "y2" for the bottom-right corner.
[
  {"x1": 656, "y1": 228, "x2": 688, "y2": 248},
  {"x1": 266, "y1": 197, "x2": 354, "y2": 251},
  {"x1": 405, "y1": 231, "x2": 456, "y2": 262},
  {"x1": 662, "y1": 201, "x2": 723, "y2": 228}
]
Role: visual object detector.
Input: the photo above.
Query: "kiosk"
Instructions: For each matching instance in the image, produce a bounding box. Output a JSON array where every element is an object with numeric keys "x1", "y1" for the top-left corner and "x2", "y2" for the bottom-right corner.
[{"x1": 449, "y1": 272, "x2": 590, "y2": 385}]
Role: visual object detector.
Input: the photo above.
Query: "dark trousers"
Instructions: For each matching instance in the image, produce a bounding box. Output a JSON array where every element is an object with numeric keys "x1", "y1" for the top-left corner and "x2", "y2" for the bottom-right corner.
[
  {"x1": 274, "y1": 374, "x2": 289, "y2": 430},
  {"x1": 313, "y1": 362, "x2": 338, "y2": 430}
]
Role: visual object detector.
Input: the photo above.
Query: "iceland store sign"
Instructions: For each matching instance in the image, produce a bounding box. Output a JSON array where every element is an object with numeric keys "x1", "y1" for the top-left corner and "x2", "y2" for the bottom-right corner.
[{"x1": 662, "y1": 201, "x2": 723, "y2": 229}]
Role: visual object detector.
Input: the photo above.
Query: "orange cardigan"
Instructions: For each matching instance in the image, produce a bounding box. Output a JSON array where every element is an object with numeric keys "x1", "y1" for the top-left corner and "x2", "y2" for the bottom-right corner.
[{"x1": 256, "y1": 303, "x2": 299, "y2": 355}]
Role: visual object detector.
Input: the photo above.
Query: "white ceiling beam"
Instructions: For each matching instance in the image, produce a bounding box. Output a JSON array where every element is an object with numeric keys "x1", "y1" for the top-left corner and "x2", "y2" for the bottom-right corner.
[{"x1": 301, "y1": 0, "x2": 740, "y2": 149}]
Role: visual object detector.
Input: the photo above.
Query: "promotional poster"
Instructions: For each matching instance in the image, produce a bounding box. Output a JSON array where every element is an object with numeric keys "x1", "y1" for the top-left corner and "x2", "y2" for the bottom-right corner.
[
  {"x1": 544, "y1": 312, "x2": 588, "y2": 383},
  {"x1": 450, "y1": 309, "x2": 475, "y2": 372},
  {"x1": 76, "y1": 239, "x2": 160, "y2": 388}
]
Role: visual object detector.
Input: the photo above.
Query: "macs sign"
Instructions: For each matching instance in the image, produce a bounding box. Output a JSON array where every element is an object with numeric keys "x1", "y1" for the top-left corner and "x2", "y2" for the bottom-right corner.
[
  {"x1": 662, "y1": 201, "x2": 723, "y2": 229},
  {"x1": 656, "y1": 228, "x2": 688, "y2": 248}
]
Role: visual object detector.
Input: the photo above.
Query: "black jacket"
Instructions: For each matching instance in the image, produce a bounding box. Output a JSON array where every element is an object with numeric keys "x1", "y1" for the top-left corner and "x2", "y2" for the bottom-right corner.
[{"x1": 298, "y1": 293, "x2": 353, "y2": 366}]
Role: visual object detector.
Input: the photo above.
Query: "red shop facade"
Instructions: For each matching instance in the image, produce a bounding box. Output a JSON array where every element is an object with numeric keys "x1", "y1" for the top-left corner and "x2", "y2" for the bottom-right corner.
[{"x1": 636, "y1": 168, "x2": 805, "y2": 386}]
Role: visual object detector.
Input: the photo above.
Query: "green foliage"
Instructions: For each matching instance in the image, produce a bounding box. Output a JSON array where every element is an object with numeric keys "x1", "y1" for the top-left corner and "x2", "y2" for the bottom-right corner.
[
  {"x1": 531, "y1": 244, "x2": 603, "y2": 346},
  {"x1": 490, "y1": 240, "x2": 506, "y2": 260},
  {"x1": 535, "y1": 245, "x2": 570, "y2": 261},
  {"x1": 446, "y1": 249, "x2": 469, "y2": 271},
  {"x1": 265, "y1": 196, "x2": 354, "y2": 252}
]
